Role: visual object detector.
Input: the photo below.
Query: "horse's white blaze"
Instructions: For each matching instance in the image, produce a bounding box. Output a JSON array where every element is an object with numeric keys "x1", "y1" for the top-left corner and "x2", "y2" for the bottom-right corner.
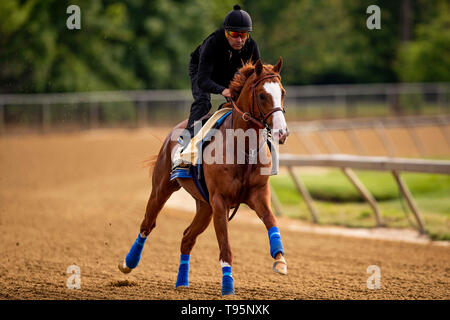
[
  {"x1": 263, "y1": 81, "x2": 287, "y2": 133},
  {"x1": 272, "y1": 111, "x2": 287, "y2": 133}
]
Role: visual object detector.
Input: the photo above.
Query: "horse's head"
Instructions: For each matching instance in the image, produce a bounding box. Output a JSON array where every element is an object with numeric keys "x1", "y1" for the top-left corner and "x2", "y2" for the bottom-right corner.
[{"x1": 231, "y1": 57, "x2": 289, "y2": 144}]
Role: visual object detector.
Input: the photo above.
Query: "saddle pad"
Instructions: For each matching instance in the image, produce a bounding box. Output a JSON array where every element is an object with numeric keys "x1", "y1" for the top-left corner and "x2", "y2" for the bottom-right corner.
[{"x1": 178, "y1": 107, "x2": 233, "y2": 165}]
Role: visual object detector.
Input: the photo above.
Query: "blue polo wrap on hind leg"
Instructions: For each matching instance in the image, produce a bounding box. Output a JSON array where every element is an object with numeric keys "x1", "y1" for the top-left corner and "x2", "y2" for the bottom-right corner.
[
  {"x1": 175, "y1": 254, "x2": 190, "y2": 287},
  {"x1": 268, "y1": 226, "x2": 284, "y2": 258},
  {"x1": 125, "y1": 234, "x2": 147, "y2": 269},
  {"x1": 221, "y1": 266, "x2": 234, "y2": 295}
]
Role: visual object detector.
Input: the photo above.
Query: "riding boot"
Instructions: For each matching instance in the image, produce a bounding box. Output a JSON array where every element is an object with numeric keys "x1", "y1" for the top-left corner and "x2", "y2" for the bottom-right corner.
[{"x1": 179, "y1": 125, "x2": 195, "y2": 150}]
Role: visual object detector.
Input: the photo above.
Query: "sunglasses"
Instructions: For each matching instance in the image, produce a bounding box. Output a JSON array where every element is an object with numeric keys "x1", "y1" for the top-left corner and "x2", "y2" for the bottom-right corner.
[{"x1": 226, "y1": 30, "x2": 249, "y2": 39}]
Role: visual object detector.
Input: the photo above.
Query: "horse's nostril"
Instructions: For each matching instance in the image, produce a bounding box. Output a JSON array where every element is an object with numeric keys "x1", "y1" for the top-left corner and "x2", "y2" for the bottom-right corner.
[{"x1": 278, "y1": 129, "x2": 288, "y2": 137}]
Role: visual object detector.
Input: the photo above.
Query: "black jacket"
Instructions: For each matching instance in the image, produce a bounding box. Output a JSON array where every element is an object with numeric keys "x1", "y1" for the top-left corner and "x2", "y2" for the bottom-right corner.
[{"x1": 190, "y1": 28, "x2": 260, "y2": 95}]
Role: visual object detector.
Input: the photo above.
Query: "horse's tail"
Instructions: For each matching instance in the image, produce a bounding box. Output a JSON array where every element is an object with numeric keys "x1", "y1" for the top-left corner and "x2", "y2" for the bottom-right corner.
[
  {"x1": 142, "y1": 131, "x2": 166, "y2": 177},
  {"x1": 143, "y1": 155, "x2": 158, "y2": 178}
]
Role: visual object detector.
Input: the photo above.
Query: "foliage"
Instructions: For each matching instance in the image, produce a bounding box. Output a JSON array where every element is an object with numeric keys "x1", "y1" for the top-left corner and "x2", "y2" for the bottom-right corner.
[
  {"x1": 395, "y1": 0, "x2": 450, "y2": 82},
  {"x1": 0, "y1": 0, "x2": 448, "y2": 93}
]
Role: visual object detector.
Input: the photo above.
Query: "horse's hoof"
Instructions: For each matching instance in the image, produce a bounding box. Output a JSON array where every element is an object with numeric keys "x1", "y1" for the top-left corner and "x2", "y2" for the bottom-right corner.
[
  {"x1": 118, "y1": 260, "x2": 132, "y2": 274},
  {"x1": 272, "y1": 256, "x2": 287, "y2": 275},
  {"x1": 175, "y1": 281, "x2": 189, "y2": 289},
  {"x1": 175, "y1": 284, "x2": 189, "y2": 290},
  {"x1": 221, "y1": 288, "x2": 235, "y2": 296}
]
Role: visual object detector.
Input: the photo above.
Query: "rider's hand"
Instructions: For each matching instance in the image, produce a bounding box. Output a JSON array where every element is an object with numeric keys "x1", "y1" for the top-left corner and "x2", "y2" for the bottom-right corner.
[{"x1": 221, "y1": 88, "x2": 231, "y2": 98}]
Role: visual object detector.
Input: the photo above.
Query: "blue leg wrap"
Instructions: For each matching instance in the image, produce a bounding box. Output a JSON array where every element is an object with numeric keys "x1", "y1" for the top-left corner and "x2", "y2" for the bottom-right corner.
[
  {"x1": 175, "y1": 254, "x2": 190, "y2": 288},
  {"x1": 268, "y1": 226, "x2": 284, "y2": 258},
  {"x1": 125, "y1": 234, "x2": 147, "y2": 269},
  {"x1": 221, "y1": 266, "x2": 235, "y2": 295}
]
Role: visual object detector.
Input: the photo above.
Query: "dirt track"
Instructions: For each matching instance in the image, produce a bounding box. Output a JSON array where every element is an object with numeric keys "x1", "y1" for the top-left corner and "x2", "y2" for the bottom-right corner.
[{"x1": 0, "y1": 129, "x2": 449, "y2": 300}]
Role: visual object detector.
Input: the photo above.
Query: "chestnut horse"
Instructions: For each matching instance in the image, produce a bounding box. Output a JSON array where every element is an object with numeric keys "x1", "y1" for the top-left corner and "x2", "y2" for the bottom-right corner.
[{"x1": 118, "y1": 58, "x2": 289, "y2": 296}]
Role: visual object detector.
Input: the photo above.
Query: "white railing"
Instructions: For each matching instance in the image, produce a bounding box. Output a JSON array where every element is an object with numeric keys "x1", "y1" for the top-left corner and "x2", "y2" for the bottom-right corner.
[
  {"x1": 0, "y1": 82, "x2": 448, "y2": 132},
  {"x1": 270, "y1": 154, "x2": 450, "y2": 235},
  {"x1": 288, "y1": 115, "x2": 450, "y2": 157}
]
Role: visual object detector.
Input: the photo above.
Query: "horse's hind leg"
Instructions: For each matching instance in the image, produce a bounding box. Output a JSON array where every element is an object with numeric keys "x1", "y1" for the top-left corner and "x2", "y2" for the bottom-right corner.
[
  {"x1": 119, "y1": 149, "x2": 180, "y2": 274},
  {"x1": 175, "y1": 199, "x2": 212, "y2": 288}
]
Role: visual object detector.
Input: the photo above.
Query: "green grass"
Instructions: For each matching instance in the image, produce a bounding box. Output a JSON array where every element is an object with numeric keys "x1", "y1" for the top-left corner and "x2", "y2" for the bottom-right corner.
[
  {"x1": 284, "y1": 102, "x2": 445, "y2": 121},
  {"x1": 270, "y1": 169, "x2": 450, "y2": 240}
]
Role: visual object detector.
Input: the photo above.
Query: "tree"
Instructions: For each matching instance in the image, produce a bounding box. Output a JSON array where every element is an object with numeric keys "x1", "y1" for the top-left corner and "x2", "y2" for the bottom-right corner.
[{"x1": 395, "y1": 0, "x2": 450, "y2": 82}]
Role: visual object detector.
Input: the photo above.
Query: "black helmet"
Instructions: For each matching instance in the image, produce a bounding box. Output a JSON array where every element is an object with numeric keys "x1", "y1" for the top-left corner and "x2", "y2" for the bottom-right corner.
[{"x1": 223, "y1": 4, "x2": 252, "y2": 32}]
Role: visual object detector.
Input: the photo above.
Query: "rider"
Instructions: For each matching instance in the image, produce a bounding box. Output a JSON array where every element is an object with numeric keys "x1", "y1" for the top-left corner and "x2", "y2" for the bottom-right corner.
[{"x1": 179, "y1": 4, "x2": 260, "y2": 149}]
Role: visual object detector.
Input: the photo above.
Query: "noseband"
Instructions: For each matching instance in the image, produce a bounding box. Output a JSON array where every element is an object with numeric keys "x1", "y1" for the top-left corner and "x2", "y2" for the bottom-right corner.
[{"x1": 229, "y1": 74, "x2": 285, "y2": 129}]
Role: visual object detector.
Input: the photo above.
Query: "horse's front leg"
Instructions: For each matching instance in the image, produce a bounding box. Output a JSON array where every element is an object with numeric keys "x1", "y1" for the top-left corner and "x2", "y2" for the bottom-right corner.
[
  {"x1": 246, "y1": 184, "x2": 287, "y2": 275},
  {"x1": 211, "y1": 193, "x2": 235, "y2": 295}
]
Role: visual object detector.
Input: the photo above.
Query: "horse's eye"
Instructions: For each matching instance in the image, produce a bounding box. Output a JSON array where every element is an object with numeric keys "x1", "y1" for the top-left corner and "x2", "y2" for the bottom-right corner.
[{"x1": 259, "y1": 93, "x2": 266, "y2": 100}]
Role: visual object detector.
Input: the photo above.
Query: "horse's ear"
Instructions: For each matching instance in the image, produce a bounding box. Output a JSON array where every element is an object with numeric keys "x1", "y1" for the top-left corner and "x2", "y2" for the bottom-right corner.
[
  {"x1": 255, "y1": 59, "x2": 263, "y2": 76},
  {"x1": 273, "y1": 57, "x2": 283, "y2": 74}
]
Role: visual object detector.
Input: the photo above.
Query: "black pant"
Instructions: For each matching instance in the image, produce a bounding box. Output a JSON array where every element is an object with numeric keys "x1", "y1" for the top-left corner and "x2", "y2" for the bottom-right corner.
[{"x1": 186, "y1": 63, "x2": 212, "y2": 138}]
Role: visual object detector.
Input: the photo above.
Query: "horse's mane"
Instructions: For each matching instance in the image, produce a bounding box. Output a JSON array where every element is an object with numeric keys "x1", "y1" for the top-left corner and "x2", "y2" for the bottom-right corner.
[{"x1": 229, "y1": 60, "x2": 274, "y2": 100}]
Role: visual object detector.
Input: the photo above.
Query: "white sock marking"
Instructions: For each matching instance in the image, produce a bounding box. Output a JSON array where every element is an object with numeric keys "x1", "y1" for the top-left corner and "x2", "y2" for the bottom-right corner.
[{"x1": 220, "y1": 260, "x2": 231, "y2": 268}]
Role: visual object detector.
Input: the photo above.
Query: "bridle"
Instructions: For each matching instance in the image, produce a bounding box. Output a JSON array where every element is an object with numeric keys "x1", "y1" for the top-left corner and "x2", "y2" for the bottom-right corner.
[
  {"x1": 226, "y1": 73, "x2": 286, "y2": 222},
  {"x1": 228, "y1": 73, "x2": 285, "y2": 129}
]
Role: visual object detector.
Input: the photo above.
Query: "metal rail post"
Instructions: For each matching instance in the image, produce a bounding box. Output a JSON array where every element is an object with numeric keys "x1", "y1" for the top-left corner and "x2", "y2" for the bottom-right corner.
[
  {"x1": 0, "y1": 104, "x2": 4, "y2": 135},
  {"x1": 392, "y1": 170, "x2": 427, "y2": 234},
  {"x1": 287, "y1": 166, "x2": 319, "y2": 223},
  {"x1": 90, "y1": 103, "x2": 99, "y2": 129},
  {"x1": 42, "y1": 104, "x2": 51, "y2": 132},
  {"x1": 341, "y1": 167, "x2": 384, "y2": 228}
]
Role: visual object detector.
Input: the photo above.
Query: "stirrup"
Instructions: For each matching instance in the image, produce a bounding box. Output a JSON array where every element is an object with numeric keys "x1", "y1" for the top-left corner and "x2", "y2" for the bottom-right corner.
[{"x1": 171, "y1": 139, "x2": 188, "y2": 170}]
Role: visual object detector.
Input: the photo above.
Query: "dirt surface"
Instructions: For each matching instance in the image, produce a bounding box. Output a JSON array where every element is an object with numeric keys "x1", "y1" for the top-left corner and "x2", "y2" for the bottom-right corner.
[{"x1": 0, "y1": 128, "x2": 449, "y2": 300}]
